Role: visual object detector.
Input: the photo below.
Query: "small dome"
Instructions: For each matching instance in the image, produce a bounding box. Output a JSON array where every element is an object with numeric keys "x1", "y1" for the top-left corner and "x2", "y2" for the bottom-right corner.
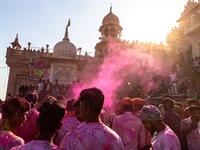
[
  {"x1": 102, "y1": 10, "x2": 119, "y2": 25},
  {"x1": 53, "y1": 40, "x2": 76, "y2": 58}
]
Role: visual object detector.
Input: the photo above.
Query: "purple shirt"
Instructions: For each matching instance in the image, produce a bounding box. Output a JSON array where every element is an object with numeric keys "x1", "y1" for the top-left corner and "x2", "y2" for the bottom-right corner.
[
  {"x1": 0, "y1": 131, "x2": 24, "y2": 150},
  {"x1": 60, "y1": 122, "x2": 124, "y2": 150},
  {"x1": 112, "y1": 112, "x2": 146, "y2": 150},
  {"x1": 152, "y1": 126, "x2": 181, "y2": 150},
  {"x1": 11, "y1": 140, "x2": 60, "y2": 150},
  {"x1": 54, "y1": 116, "x2": 80, "y2": 146}
]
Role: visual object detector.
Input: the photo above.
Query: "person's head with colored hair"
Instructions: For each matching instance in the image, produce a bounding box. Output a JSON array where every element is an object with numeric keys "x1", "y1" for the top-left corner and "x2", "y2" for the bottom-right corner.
[
  {"x1": 140, "y1": 105, "x2": 163, "y2": 134},
  {"x1": 1, "y1": 97, "x2": 30, "y2": 130},
  {"x1": 37, "y1": 101, "x2": 65, "y2": 137},
  {"x1": 161, "y1": 98, "x2": 175, "y2": 111},
  {"x1": 132, "y1": 98, "x2": 145, "y2": 112},
  {"x1": 120, "y1": 97, "x2": 133, "y2": 112},
  {"x1": 188, "y1": 105, "x2": 200, "y2": 121},
  {"x1": 78, "y1": 87, "x2": 104, "y2": 122}
]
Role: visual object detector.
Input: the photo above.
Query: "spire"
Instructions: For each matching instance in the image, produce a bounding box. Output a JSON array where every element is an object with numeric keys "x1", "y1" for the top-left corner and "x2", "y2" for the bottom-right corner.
[
  {"x1": 11, "y1": 34, "x2": 21, "y2": 49},
  {"x1": 110, "y1": 3, "x2": 112, "y2": 12},
  {"x1": 63, "y1": 19, "x2": 71, "y2": 41}
]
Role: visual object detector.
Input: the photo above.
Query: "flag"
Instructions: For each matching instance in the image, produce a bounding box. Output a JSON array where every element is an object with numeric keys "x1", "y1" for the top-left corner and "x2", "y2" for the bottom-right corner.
[{"x1": 67, "y1": 19, "x2": 70, "y2": 27}]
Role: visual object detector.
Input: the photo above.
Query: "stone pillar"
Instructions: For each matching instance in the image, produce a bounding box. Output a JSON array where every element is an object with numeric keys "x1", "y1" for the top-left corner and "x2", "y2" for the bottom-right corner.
[
  {"x1": 50, "y1": 63, "x2": 54, "y2": 82},
  {"x1": 6, "y1": 67, "x2": 17, "y2": 96}
]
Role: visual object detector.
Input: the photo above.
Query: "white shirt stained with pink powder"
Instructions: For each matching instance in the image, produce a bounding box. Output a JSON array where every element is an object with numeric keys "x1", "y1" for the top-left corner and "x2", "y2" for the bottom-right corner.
[
  {"x1": 152, "y1": 126, "x2": 181, "y2": 150},
  {"x1": 60, "y1": 122, "x2": 124, "y2": 150},
  {"x1": 54, "y1": 116, "x2": 80, "y2": 146},
  {"x1": 112, "y1": 112, "x2": 146, "y2": 150}
]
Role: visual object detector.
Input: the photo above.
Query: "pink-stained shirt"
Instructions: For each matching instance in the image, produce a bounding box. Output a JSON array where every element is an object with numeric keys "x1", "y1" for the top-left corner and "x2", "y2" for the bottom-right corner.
[
  {"x1": 112, "y1": 112, "x2": 146, "y2": 150},
  {"x1": 133, "y1": 111, "x2": 152, "y2": 146},
  {"x1": 0, "y1": 131, "x2": 24, "y2": 150},
  {"x1": 152, "y1": 126, "x2": 181, "y2": 150},
  {"x1": 10, "y1": 140, "x2": 60, "y2": 150},
  {"x1": 60, "y1": 122, "x2": 124, "y2": 150},
  {"x1": 54, "y1": 116, "x2": 80, "y2": 146},
  {"x1": 181, "y1": 117, "x2": 200, "y2": 150},
  {"x1": 14, "y1": 108, "x2": 39, "y2": 143}
]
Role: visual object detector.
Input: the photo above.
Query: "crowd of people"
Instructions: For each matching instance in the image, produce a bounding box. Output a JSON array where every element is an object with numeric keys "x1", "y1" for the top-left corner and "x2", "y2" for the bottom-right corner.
[
  {"x1": 18, "y1": 79, "x2": 74, "y2": 103},
  {"x1": 0, "y1": 86, "x2": 200, "y2": 150}
]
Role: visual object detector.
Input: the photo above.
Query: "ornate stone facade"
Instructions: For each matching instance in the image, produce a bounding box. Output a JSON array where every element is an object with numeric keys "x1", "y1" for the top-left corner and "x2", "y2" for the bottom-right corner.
[
  {"x1": 178, "y1": 0, "x2": 200, "y2": 57},
  {"x1": 6, "y1": 7, "x2": 169, "y2": 97},
  {"x1": 6, "y1": 8, "x2": 121, "y2": 96},
  {"x1": 6, "y1": 44, "x2": 52, "y2": 95},
  {"x1": 95, "y1": 6, "x2": 123, "y2": 58},
  {"x1": 167, "y1": 0, "x2": 200, "y2": 96}
]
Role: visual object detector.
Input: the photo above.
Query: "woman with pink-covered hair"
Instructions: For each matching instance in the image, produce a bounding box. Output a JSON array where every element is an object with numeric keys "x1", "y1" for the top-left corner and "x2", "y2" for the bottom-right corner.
[{"x1": 0, "y1": 97, "x2": 30, "y2": 150}]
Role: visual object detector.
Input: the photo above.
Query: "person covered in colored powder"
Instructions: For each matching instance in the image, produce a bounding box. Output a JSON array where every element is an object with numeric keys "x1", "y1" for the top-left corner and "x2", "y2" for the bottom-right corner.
[
  {"x1": 0, "y1": 97, "x2": 30, "y2": 150},
  {"x1": 161, "y1": 98, "x2": 181, "y2": 138},
  {"x1": 11, "y1": 100, "x2": 65, "y2": 150},
  {"x1": 180, "y1": 105, "x2": 200, "y2": 150},
  {"x1": 112, "y1": 97, "x2": 146, "y2": 150},
  {"x1": 140, "y1": 105, "x2": 181, "y2": 150},
  {"x1": 54, "y1": 99, "x2": 80, "y2": 146},
  {"x1": 60, "y1": 87, "x2": 124, "y2": 150},
  {"x1": 14, "y1": 92, "x2": 40, "y2": 143}
]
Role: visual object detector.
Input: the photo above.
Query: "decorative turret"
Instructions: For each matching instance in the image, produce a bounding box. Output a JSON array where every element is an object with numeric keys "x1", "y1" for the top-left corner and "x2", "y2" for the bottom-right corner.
[
  {"x1": 11, "y1": 34, "x2": 21, "y2": 49},
  {"x1": 99, "y1": 6, "x2": 122, "y2": 39},
  {"x1": 95, "y1": 6, "x2": 123, "y2": 58}
]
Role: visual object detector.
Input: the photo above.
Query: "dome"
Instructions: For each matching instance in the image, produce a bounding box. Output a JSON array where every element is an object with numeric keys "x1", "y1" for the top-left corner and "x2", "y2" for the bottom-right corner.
[
  {"x1": 102, "y1": 10, "x2": 119, "y2": 25},
  {"x1": 53, "y1": 40, "x2": 76, "y2": 58}
]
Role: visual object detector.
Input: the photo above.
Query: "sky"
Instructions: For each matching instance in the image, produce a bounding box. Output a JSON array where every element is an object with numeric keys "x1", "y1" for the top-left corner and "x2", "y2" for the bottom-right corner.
[{"x1": 0, "y1": 0, "x2": 189, "y2": 100}]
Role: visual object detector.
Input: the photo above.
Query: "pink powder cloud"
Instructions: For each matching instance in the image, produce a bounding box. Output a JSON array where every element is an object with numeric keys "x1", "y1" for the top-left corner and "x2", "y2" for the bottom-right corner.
[{"x1": 69, "y1": 40, "x2": 170, "y2": 108}]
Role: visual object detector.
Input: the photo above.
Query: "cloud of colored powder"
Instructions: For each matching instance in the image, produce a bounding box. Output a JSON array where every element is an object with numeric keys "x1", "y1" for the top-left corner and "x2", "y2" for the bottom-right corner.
[{"x1": 69, "y1": 40, "x2": 170, "y2": 108}]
